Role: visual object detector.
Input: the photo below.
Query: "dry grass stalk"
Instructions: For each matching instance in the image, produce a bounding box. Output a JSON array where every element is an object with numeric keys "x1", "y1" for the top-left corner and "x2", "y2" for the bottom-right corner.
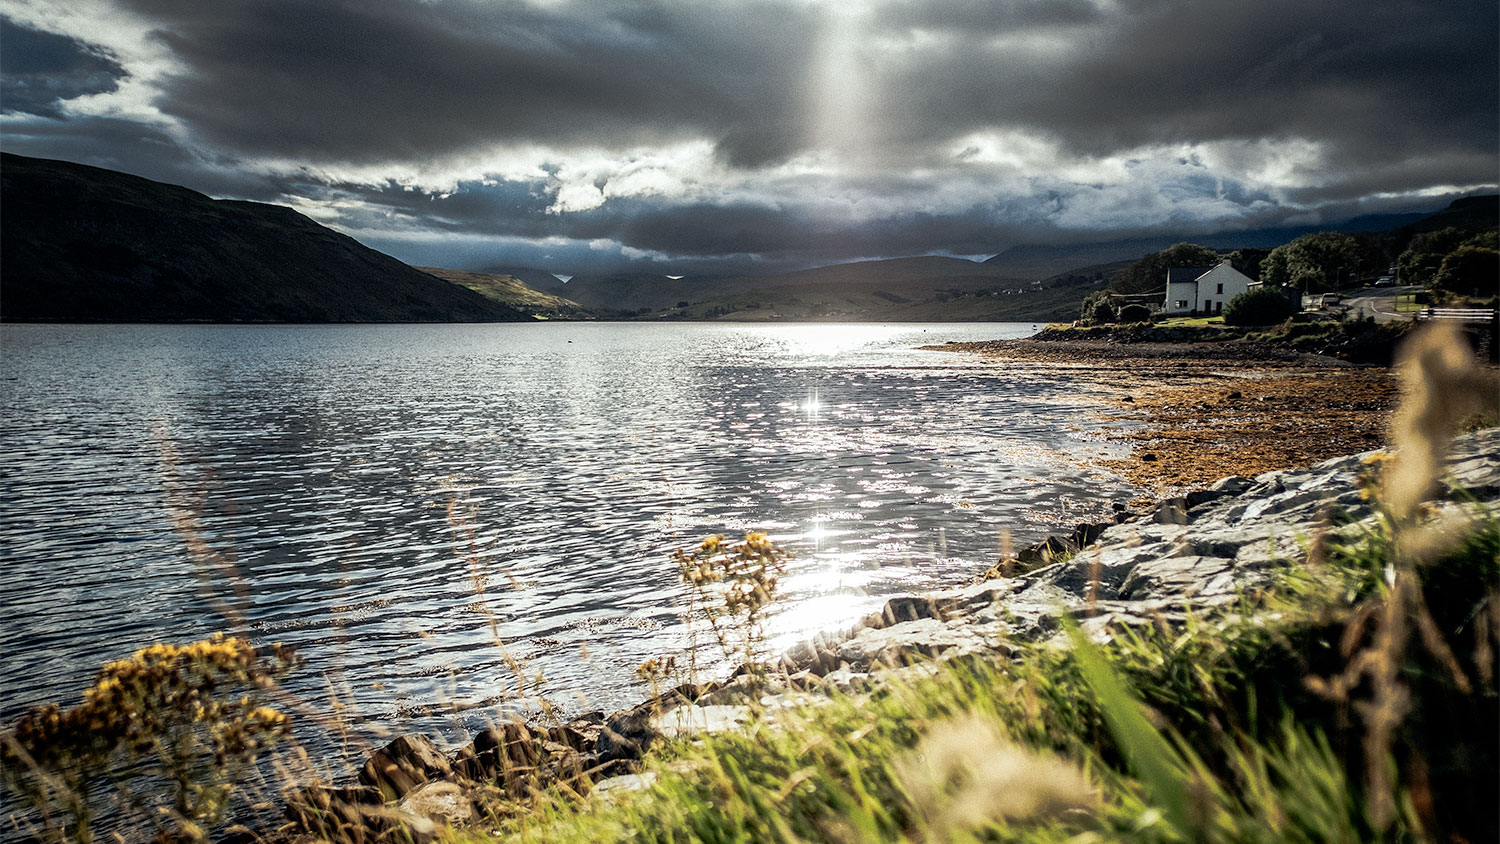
[
  {"x1": 895, "y1": 714, "x2": 1096, "y2": 840},
  {"x1": 1306, "y1": 323, "x2": 1493, "y2": 833}
]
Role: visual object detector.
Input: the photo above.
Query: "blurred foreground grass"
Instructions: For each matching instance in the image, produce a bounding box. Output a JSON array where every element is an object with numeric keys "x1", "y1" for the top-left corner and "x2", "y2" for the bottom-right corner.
[{"x1": 459, "y1": 515, "x2": 1497, "y2": 844}]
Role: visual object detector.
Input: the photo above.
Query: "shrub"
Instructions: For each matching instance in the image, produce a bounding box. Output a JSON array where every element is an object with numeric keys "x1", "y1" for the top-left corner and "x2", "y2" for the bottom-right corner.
[
  {"x1": 1223, "y1": 285, "x2": 1299, "y2": 326},
  {"x1": 674, "y1": 532, "x2": 789, "y2": 672},
  {"x1": 1116, "y1": 303, "x2": 1152, "y2": 323},
  {"x1": 1, "y1": 635, "x2": 298, "y2": 843},
  {"x1": 1078, "y1": 290, "x2": 1118, "y2": 324}
]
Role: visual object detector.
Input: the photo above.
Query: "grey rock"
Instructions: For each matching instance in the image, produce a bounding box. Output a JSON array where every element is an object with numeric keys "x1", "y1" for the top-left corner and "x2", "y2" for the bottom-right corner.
[
  {"x1": 1447, "y1": 454, "x2": 1500, "y2": 497},
  {"x1": 652, "y1": 705, "x2": 754, "y2": 738},
  {"x1": 931, "y1": 578, "x2": 1017, "y2": 610},
  {"x1": 819, "y1": 666, "x2": 875, "y2": 693},
  {"x1": 836, "y1": 618, "x2": 994, "y2": 669},
  {"x1": 1118, "y1": 556, "x2": 1239, "y2": 601},
  {"x1": 359, "y1": 734, "x2": 452, "y2": 802},
  {"x1": 397, "y1": 780, "x2": 476, "y2": 827},
  {"x1": 1153, "y1": 497, "x2": 1190, "y2": 525},
  {"x1": 592, "y1": 772, "x2": 658, "y2": 800},
  {"x1": 1209, "y1": 475, "x2": 1255, "y2": 495}
]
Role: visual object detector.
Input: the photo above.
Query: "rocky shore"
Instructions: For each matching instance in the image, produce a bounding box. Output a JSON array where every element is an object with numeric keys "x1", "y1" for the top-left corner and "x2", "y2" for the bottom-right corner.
[
  {"x1": 933, "y1": 334, "x2": 1407, "y2": 494},
  {"x1": 264, "y1": 428, "x2": 1499, "y2": 843}
]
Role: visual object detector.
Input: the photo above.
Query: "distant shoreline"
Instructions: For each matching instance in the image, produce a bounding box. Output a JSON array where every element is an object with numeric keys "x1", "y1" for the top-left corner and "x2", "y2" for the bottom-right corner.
[{"x1": 930, "y1": 335, "x2": 1401, "y2": 496}]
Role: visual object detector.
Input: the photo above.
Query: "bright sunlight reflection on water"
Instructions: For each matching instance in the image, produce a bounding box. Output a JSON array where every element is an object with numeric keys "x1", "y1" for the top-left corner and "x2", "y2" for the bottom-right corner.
[{"x1": 1, "y1": 321, "x2": 1136, "y2": 775}]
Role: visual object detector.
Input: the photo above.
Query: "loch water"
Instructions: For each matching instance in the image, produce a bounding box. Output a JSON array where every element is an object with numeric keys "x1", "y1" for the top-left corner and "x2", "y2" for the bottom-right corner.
[{"x1": 0, "y1": 322, "x2": 1138, "y2": 767}]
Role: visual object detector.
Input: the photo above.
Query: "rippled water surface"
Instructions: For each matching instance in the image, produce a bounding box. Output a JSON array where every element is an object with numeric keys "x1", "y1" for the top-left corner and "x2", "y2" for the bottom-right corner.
[{"x1": 0, "y1": 322, "x2": 1137, "y2": 761}]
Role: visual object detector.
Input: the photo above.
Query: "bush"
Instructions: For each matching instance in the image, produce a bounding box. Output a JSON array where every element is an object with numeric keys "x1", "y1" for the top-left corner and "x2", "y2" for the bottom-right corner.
[
  {"x1": 1, "y1": 635, "x2": 298, "y2": 843},
  {"x1": 1116, "y1": 303, "x2": 1152, "y2": 323},
  {"x1": 1223, "y1": 286, "x2": 1299, "y2": 326},
  {"x1": 1078, "y1": 290, "x2": 1118, "y2": 324}
]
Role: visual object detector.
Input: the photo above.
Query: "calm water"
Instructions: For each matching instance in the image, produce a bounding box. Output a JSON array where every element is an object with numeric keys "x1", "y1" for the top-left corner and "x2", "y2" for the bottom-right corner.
[{"x1": 0, "y1": 322, "x2": 1136, "y2": 767}]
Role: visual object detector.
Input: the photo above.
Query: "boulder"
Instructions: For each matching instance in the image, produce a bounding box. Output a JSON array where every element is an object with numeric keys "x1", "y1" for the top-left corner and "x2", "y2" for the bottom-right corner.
[
  {"x1": 835, "y1": 618, "x2": 998, "y2": 670},
  {"x1": 652, "y1": 704, "x2": 754, "y2": 738},
  {"x1": 285, "y1": 781, "x2": 436, "y2": 843},
  {"x1": 1117, "y1": 555, "x2": 1239, "y2": 601},
  {"x1": 397, "y1": 780, "x2": 476, "y2": 827},
  {"x1": 591, "y1": 772, "x2": 659, "y2": 801},
  {"x1": 359, "y1": 735, "x2": 452, "y2": 802},
  {"x1": 597, "y1": 705, "x2": 660, "y2": 766}
]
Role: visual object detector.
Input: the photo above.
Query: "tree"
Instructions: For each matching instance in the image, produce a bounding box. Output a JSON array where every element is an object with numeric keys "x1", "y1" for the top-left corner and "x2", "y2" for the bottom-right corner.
[
  {"x1": 1431, "y1": 244, "x2": 1499, "y2": 297},
  {"x1": 1226, "y1": 248, "x2": 1272, "y2": 281},
  {"x1": 1260, "y1": 233, "x2": 1383, "y2": 293},
  {"x1": 1079, "y1": 290, "x2": 1118, "y2": 324},
  {"x1": 1108, "y1": 243, "x2": 1222, "y2": 294},
  {"x1": 1396, "y1": 227, "x2": 1472, "y2": 287},
  {"x1": 1222, "y1": 286, "x2": 1300, "y2": 326},
  {"x1": 1399, "y1": 228, "x2": 1498, "y2": 290}
]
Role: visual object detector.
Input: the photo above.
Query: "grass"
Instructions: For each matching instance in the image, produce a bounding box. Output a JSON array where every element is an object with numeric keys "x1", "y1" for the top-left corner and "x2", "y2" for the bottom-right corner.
[
  {"x1": 450, "y1": 511, "x2": 1498, "y2": 844},
  {"x1": 1155, "y1": 315, "x2": 1226, "y2": 327}
]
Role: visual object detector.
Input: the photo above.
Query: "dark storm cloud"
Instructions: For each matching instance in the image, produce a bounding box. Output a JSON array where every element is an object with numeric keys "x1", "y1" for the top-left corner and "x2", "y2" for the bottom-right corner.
[
  {"x1": 0, "y1": 114, "x2": 309, "y2": 201},
  {"x1": 7, "y1": 0, "x2": 1494, "y2": 271},
  {"x1": 313, "y1": 174, "x2": 1057, "y2": 265},
  {"x1": 117, "y1": 0, "x2": 818, "y2": 165},
  {"x1": 106, "y1": 0, "x2": 1497, "y2": 181},
  {"x1": 0, "y1": 16, "x2": 127, "y2": 117},
  {"x1": 868, "y1": 0, "x2": 1496, "y2": 184}
]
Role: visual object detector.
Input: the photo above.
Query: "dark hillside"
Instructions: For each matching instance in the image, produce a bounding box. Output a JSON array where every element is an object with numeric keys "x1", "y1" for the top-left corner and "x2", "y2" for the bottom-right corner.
[{"x1": 0, "y1": 154, "x2": 526, "y2": 322}]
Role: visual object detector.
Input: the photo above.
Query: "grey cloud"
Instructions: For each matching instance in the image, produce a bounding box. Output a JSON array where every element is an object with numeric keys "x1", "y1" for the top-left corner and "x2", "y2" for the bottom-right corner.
[
  {"x1": 119, "y1": 0, "x2": 817, "y2": 165},
  {"x1": 7, "y1": 0, "x2": 1494, "y2": 274},
  {"x1": 874, "y1": 0, "x2": 1496, "y2": 181},
  {"x1": 107, "y1": 0, "x2": 1498, "y2": 192},
  {"x1": 0, "y1": 17, "x2": 127, "y2": 117},
  {"x1": 0, "y1": 114, "x2": 305, "y2": 200}
]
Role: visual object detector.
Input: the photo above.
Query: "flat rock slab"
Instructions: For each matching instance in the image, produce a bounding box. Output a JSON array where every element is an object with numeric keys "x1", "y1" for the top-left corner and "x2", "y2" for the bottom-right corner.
[
  {"x1": 592, "y1": 772, "x2": 659, "y2": 800},
  {"x1": 652, "y1": 705, "x2": 754, "y2": 738},
  {"x1": 837, "y1": 617, "x2": 1000, "y2": 669}
]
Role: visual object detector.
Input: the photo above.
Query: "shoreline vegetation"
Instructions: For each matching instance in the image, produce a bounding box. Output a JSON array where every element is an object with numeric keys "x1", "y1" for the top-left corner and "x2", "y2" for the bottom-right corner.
[{"x1": 4, "y1": 325, "x2": 1498, "y2": 843}]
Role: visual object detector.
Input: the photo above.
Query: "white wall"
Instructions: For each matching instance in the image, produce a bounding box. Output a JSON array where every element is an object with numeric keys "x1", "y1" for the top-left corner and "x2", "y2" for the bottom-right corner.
[{"x1": 1194, "y1": 263, "x2": 1251, "y2": 315}]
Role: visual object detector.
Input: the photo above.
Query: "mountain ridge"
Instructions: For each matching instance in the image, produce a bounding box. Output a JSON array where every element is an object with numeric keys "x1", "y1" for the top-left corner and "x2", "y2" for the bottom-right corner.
[{"x1": 0, "y1": 153, "x2": 527, "y2": 323}]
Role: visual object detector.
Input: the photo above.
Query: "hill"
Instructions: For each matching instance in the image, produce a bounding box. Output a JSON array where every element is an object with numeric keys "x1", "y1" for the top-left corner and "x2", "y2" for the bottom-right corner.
[
  {"x1": 632, "y1": 256, "x2": 1095, "y2": 322},
  {"x1": 978, "y1": 207, "x2": 1460, "y2": 281},
  {"x1": 1378, "y1": 195, "x2": 1499, "y2": 252},
  {"x1": 0, "y1": 154, "x2": 527, "y2": 323},
  {"x1": 414, "y1": 267, "x2": 592, "y2": 319}
]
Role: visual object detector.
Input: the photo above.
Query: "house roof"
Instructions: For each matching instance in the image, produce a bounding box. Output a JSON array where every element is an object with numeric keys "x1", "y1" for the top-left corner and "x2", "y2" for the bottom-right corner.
[{"x1": 1166, "y1": 266, "x2": 1216, "y2": 285}]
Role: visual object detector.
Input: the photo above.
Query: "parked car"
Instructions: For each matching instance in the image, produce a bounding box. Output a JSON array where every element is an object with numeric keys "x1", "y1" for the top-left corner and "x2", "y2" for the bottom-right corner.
[
  {"x1": 1373, "y1": 276, "x2": 1395, "y2": 287},
  {"x1": 1319, "y1": 293, "x2": 1342, "y2": 307}
]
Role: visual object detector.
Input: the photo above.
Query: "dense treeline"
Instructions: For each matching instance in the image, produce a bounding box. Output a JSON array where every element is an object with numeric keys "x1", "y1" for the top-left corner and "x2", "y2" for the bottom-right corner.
[{"x1": 1102, "y1": 196, "x2": 1496, "y2": 301}]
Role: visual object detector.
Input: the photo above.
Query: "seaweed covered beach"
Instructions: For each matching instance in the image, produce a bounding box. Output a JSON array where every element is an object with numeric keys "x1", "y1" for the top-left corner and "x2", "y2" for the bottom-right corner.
[{"x1": 932, "y1": 336, "x2": 1406, "y2": 496}]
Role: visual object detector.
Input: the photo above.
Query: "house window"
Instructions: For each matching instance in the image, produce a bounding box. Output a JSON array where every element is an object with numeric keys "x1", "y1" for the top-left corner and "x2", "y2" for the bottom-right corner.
[
  {"x1": 1216, "y1": 301, "x2": 1224, "y2": 314},
  {"x1": 1173, "y1": 300, "x2": 1189, "y2": 309},
  {"x1": 1216, "y1": 283, "x2": 1224, "y2": 294}
]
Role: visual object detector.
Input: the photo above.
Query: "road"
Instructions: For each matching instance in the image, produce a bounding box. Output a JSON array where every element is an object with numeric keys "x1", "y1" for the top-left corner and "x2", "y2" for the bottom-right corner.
[{"x1": 1336, "y1": 285, "x2": 1422, "y2": 323}]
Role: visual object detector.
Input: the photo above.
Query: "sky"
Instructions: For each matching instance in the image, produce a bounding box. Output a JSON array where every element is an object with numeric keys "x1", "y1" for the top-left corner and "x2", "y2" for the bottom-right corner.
[{"x1": 2, "y1": 0, "x2": 1496, "y2": 276}]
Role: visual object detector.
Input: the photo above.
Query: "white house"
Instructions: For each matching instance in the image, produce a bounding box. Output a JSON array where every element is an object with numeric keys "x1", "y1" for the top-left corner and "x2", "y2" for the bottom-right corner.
[{"x1": 1163, "y1": 260, "x2": 1253, "y2": 316}]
